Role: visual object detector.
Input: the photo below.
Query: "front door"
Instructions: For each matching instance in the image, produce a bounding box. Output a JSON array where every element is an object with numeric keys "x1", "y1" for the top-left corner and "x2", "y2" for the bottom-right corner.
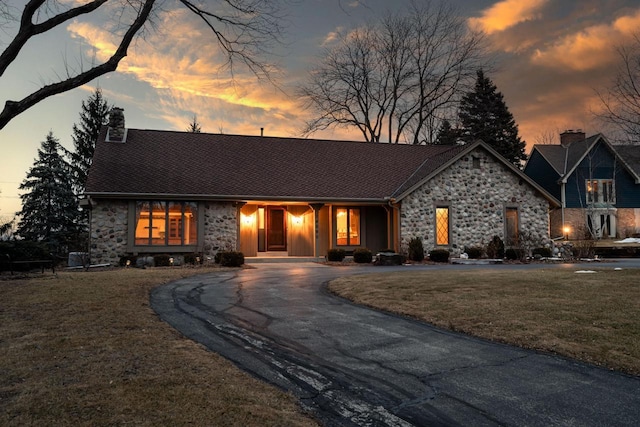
[{"x1": 267, "y1": 207, "x2": 287, "y2": 251}]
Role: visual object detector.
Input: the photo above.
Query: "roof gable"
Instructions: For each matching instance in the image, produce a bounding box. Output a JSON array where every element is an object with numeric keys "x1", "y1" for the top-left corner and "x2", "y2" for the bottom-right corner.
[{"x1": 392, "y1": 141, "x2": 560, "y2": 206}]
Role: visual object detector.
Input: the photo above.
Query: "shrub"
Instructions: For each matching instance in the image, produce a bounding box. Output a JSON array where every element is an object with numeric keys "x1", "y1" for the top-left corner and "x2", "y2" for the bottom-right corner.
[
  {"x1": 154, "y1": 254, "x2": 172, "y2": 267},
  {"x1": 465, "y1": 246, "x2": 483, "y2": 259},
  {"x1": 353, "y1": 247, "x2": 373, "y2": 263},
  {"x1": 327, "y1": 248, "x2": 346, "y2": 262},
  {"x1": 429, "y1": 249, "x2": 450, "y2": 263},
  {"x1": 219, "y1": 251, "x2": 244, "y2": 267},
  {"x1": 184, "y1": 253, "x2": 203, "y2": 265},
  {"x1": 486, "y1": 235, "x2": 505, "y2": 259},
  {"x1": 408, "y1": 237, "x2": 425, "y2": 261},
  {"x1": 532, "y1": 247, "x2": 552, "y2": 258},
  {"x1": 119, "y1": 255, "x2": 138, "y2": 267},
  {"x1": 505, "y1": 248, "x2": 524, "y2": 260}
]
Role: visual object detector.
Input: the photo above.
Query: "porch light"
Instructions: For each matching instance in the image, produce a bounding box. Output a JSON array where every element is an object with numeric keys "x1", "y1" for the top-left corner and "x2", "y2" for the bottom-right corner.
[
  {"x1": 563, "y1": 226, "x2": 571, "y2": 239},
  {"x1": 241, "y1": 213, "x2": 254, "y2": 225},
  {"x1": 292, "y1": 215, "x2": 303, "y2": 225}
]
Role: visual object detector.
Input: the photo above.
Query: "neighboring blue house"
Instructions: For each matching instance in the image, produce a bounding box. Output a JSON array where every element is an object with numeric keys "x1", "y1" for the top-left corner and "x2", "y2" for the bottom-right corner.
[{"x1": 524, "y1": 130, "x2": 640, "y2": 239}]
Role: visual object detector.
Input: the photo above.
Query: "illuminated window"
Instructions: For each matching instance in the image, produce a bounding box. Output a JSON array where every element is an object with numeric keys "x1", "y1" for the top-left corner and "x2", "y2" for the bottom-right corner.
[
  {"x1": 336, "y1": 208, "x2": 360, "y2": 246},
  {"x1": 135, "y1": 201, "x2": 197, "y2": 246},
  {"x1": 586, "y1": 179, "x2": 614, "y2": 204},
  {"x1": 435, "y1": 207, "x2": 449, "y2": 245}
]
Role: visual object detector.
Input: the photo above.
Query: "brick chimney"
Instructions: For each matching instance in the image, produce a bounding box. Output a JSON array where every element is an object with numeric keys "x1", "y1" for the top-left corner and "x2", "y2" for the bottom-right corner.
[
  {"x1": 559, "y1": 129, "x2": 585, "y2": 147},
  {"x1": 107, "y1": 107, "x2": 126, "y2": 142}
]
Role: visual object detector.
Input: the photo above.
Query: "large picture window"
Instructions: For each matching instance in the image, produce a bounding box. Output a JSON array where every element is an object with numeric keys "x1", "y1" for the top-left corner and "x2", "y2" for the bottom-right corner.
[
  {"x1": 336, "y1": 208, "x2": 360, "y2": 246},
  {"x1": 435, "y1": 207, "x2": 450, "y2": 246},
  {"x1": 135, "y1": 201, "x2": 197, "y2": 246}
]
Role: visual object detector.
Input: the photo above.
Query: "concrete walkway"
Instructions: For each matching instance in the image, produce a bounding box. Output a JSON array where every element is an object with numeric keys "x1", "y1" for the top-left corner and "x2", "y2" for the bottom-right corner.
[{"x1": 151, "y1": 262, "x2": 640, "y2": 426}]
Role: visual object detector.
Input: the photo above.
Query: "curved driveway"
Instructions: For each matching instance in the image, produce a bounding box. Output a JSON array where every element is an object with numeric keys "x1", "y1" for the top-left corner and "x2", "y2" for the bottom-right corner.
[{"x1": 151, "y1": 262, "x2": 640, "y2": 426}]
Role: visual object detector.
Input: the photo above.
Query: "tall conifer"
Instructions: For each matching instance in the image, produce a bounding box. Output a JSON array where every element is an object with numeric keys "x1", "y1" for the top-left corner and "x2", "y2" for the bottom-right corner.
[
  {"x1": 17, "y1": 132, "x2": 80, "y2": 252},
  {"x1": 70, "y1": 87, "x2": 110, "y2": 195},
  {"x1": 458, "y1": 70, "x2": 527, "y2": 167}
]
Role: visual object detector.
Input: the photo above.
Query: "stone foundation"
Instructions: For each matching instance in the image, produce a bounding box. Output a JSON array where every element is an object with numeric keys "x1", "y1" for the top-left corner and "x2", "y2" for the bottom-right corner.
[{"x1": 400, "y1": 147, "x2": 550, "y2": 256}]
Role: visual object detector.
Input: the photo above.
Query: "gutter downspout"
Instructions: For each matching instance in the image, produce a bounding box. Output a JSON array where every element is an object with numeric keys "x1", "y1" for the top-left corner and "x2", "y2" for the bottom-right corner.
[{"x1": 387, "y1": 198, "x2": 401, "y2": 252}]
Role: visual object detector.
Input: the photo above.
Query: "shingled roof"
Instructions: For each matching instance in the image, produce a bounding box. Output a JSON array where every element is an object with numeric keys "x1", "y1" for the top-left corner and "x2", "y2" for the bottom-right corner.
[{"x1": 85, "y1": 129, "x2": 477, "y2": 202}]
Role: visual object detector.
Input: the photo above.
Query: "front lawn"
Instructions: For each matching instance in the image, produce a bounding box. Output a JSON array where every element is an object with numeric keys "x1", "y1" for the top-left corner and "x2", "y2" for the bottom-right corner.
[
  {"x1": 329, "y1": 268, "x2": 640, "y2": 375},
  {"x1": 0, "y1": 268, "x2": 317, "y2": 426}
]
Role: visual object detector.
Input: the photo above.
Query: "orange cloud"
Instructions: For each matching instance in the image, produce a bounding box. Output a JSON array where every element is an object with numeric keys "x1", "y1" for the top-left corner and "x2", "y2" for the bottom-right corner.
[
  {"x1": 66, "y1": 7, "x2": 311, "y2": 137},
  {"x1": 531, "y1": 9, "x2": 640, "y2": 71},
  {"x1": 468, "y1": 0, "x2": 549, "y2": 34}
]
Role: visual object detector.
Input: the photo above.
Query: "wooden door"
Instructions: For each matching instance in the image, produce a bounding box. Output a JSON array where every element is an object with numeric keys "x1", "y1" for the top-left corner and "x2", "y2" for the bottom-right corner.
[{"x1": 267, "y1": 207, "x2": 287, "y2": 251}]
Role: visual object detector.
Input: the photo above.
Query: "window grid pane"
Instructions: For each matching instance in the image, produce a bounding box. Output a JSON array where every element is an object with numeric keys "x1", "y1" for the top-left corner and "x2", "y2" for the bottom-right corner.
[
  {"x1": 134, "y1": 201, "x2": 197, "y2": 247},
  {"x1": 436, "y1": 207, "x2": 449, "y2": 245}
]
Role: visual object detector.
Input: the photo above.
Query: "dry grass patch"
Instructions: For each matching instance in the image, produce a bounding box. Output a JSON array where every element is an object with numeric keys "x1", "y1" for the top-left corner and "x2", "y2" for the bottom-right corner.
[
  {"x1": 329, "y1": 268, "x2": 640, "y2": 376},
  {"x1": 0, "y1": 267, "x2": 317, "y2": 426}
]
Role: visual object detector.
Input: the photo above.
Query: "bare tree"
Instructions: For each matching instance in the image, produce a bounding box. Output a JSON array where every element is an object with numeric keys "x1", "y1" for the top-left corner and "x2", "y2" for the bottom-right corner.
[
  {"x1": 298, "y1": 1, "x2": 486, "y2": 144},
  {"x1": 596, "y1": 35, "x2": 640, "y2": 143},
  {"x1": 0, "y1": 0, "x2": 287, "y2": 130},
  {"x1": 186, "y1": 114, "x2": 202, "y2": 133}
]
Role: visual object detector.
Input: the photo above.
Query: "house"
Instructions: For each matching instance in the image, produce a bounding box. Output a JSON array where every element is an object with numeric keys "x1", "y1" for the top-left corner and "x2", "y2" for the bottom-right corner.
[
  {"x1": 524, "y1": 130, "x2": 640, "y2": 240},
  {"x1": 84, "y1": 109, "x2": 558, "y2": 264}
]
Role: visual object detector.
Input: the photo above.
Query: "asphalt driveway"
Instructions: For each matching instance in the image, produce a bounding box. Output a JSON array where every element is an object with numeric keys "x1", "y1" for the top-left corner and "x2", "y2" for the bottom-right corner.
[{"x1": 151, "y1": 262, "x2": 640, "y2": 426}]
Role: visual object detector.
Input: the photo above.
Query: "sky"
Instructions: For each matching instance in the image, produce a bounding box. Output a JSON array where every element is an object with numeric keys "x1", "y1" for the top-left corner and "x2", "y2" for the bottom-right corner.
[{"x1": 1, "y1": 0, "x2": 640, "y2": 220}]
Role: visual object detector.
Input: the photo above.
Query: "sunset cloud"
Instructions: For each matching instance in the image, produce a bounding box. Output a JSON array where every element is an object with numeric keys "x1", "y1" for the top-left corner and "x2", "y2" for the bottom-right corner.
[
  {"x1": 468, "y1": 0, "x2": 549, "y2": 34},
  {"x1": 531, "y1": 9, "x2": 640, "y2": 71},
  {"x1": 66, "y1": 8, "x2": 308, "y2": 137}
]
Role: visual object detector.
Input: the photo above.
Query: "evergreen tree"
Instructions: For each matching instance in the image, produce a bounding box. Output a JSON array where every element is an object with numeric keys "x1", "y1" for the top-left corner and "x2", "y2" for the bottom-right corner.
[
  {"x1": 458, "y1": 70, "x2": 527, "y2": 167},
  {"x1": 17, "y1": 132, "x2": 80, "y2": 253},
  {"x1": 70, "y1": 87, "x2": 110, "y2": 196},
  {"x1": 434, "y1": 119, "x2": 462, "y2": 145},
  {"x1": 186, "y1": 115, "x2": 202, "y2": 133}
]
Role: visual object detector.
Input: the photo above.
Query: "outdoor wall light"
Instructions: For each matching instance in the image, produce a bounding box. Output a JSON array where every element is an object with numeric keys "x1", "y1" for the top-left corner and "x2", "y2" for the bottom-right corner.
[
  {"x1": 241, "y1": 213, "x2": 254, "y2": 225},
  {"x1": 563, "y1": 226, "x2": 571, "y2": 239},
  {"x1": 292, "y1": 215, "x2": 303, "y2": 225}
]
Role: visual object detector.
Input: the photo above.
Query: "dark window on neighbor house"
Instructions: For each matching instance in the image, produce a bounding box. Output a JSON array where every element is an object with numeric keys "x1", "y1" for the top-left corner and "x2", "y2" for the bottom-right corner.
[
  {"x1": 472, "y1": 156, "x2": 481, "y2": 169},
  {"x1": 135, "y1": 201, "x2": 197, "y2": 246},
  {"x1": 336, "y1": 208, "x2": 360, "y2": 246},
  {"x1": 435, "y1": 207, "x2": 450, "y2": 245},
  {"x1": 505, "y1": 207, "x2": 519, "y2": 245},
  {"x1": 586, "y1": 179, "x2": 614, "y2": 204}
]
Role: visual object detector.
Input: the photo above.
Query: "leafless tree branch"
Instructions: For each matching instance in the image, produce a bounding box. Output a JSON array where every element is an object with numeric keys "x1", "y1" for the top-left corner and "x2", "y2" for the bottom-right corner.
[
  {"x1": 0, "y1": 0, "x2": 287, "y2": 130},
  {"x1": 298, "y1": 0, "x2": 486, "y2": 144}
]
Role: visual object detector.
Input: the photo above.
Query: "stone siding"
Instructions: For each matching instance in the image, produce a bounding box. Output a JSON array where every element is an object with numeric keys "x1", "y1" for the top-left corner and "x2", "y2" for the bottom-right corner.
[
  {"x1": 202, "y1": 202, "x2": 238, "y2": 258},
  {"x1": 400, "y1": 147, "x2": 550, "y2": 256},
  {"x1": 90, "y1": 200, "x2": 128, "y2": 265}
]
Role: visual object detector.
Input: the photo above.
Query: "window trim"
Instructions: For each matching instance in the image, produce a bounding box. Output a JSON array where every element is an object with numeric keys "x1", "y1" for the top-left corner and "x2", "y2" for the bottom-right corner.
[
  {"x1": 586, "y1": 179, "x2": 615, "y2": 204},
  {"x1": 334, "y1": 207, "x2": 361, "y2": 247},
  {"x1": 505, "y1": 206, "x2": 520, "y2": 246},
  {"x1": 127, "y1": 201, "x2": 203, "y2": 253},
  {"x1": 434, "y1": 203, "x2": 451, "y2": 247}
]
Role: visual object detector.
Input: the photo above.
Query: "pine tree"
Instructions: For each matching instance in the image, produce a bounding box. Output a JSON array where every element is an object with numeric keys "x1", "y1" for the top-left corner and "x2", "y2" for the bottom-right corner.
[
  {"x1": 434, "y1": 119, "x2": 462, "y2": 145},
  {"x1": 17, "y1": 132, "x2": 80, "y2": 253},
  {"x1": 458, "y1": 70, "x2": 527, "y2": 167},
  {"x1": 70, "y1": 87, "x2": 110, "y2": 196}
]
